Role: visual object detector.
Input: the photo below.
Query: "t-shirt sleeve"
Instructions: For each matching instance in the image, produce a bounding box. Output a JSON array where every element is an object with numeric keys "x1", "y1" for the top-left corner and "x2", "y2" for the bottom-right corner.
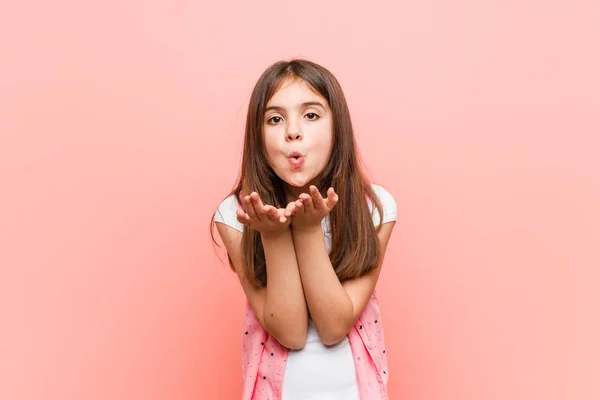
[
  {"x1": 214, "y1": 194, "x2": 245, "y2": 233},
  {"x1": 371, "y1": 184, "x2": 398, "y2": 227}
]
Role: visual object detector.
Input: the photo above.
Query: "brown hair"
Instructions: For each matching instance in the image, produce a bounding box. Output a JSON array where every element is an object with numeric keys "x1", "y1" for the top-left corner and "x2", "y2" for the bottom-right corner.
[{"x1": 211, "y1": 59, "x2": 383, "y2": 287}]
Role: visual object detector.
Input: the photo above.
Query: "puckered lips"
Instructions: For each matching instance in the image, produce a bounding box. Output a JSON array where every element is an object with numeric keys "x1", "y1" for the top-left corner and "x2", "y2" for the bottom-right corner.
[{"x1": 287, "y1": 150, "x2": 305, "y2": 169}]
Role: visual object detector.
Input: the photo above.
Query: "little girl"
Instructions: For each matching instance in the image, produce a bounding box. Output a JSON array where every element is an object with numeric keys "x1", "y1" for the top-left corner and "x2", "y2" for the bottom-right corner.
[{"x1": 212, "y1": 59, "x2": 397, "y2": 400}]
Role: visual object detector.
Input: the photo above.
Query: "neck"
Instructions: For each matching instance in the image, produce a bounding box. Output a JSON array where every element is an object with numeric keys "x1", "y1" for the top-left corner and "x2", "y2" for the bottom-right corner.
[
  {"x1": 284, "y1": 184, "x2": 308, "y2": 203},
  {"x1": 284, "y1": 177, "x2": 321, "y2": 203}
]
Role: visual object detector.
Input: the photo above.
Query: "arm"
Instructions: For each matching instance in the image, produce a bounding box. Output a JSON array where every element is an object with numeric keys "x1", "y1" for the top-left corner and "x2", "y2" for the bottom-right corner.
[
  {"x1": 292, "y1": 220, "x2": 395, "y2": 345},
  {"x1": 215, "y1": 194, "x2": 308, "y2": 349},
  {"x1": 261, "y1": 228, "x2": 308, "y2": 349}
]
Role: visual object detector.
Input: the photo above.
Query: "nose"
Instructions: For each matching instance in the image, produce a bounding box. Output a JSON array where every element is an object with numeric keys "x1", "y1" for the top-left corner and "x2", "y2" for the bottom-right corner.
[
  {"x1": 286, "y1": 131, "x2": 302, "y2": 141},
  {"x1": 286, "y1": 120, "x2": 303, "y2": 142}
]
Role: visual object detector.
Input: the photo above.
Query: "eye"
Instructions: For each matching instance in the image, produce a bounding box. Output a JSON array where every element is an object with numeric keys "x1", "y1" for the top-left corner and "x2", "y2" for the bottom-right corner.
[
  {"x1": 267, "y1": 116, "x2": 283, "y2": 124},
  {"x1": 305, "y1": 113, "x2": 320, "y2": 120}
]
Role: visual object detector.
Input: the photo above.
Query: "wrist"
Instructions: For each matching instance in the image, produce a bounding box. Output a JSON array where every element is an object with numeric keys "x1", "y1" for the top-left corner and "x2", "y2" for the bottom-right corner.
[
  {"x1": 260, "y1": 228, "x2": 291, "y2": 241},
  {"x1": 291, "y1": 223, "x2": 322, "y2": 236}
]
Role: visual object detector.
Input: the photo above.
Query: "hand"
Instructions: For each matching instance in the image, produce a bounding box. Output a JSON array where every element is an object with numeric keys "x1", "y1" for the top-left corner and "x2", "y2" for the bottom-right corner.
[
  {"x1": 291, "y1": 186, "x2": 339, "y2": 231},
  {"x1": 236, "y1": 192, "x2": 299, "y2": 238}
]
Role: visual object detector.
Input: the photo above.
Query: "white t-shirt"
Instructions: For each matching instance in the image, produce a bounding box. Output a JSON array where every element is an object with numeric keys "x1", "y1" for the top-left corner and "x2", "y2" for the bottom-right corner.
[{"x1": 215, "y1": 184, "x2": 397, "y2": 399}]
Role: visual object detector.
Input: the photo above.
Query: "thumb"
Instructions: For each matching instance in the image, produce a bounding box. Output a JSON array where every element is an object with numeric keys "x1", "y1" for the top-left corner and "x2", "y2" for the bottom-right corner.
[{"x1": 325, "y1": 187, "x2": 339, "y2": 209}]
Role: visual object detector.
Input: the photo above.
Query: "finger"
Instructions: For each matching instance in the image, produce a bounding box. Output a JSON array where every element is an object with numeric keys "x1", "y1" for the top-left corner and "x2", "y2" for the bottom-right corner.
[
  {"x1": 284, "y1": 201, "x2": 296, "y2": 218},
  {"x1": 235, "y1": 208, "x2": 251, "y2": 226},
  {"x1": 309, "y1": 185, "x2": 326, "y2": 211},
  {"x1": 325, "y1": 187, "x2": 339, "y2": 209},
  {"x1": 294, "y1": 199, "x2": 305, "y2": 215},
  {"x1": 299, "y1": 192, "x2": 314, "y2": 212},
  {"x1": 244, "y1": 195, "x2": 258, "y2": 221},
  {"x1": 276, "y1": 208, "x2": 289, "y2": 223},
  {"x1": 263, "y1": 205, "x2": 279, "y2": 222},
  {"x1": 251, "y1": 192, "x2": 265, "y2": 209},
  {"x1": 249, "y1": 192, "x2": 263, "y2": 221}
]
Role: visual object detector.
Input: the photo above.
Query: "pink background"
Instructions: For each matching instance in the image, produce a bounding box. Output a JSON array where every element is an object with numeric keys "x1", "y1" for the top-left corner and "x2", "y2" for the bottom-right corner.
[{"x1": 1, "y1": 1, "x2": 599, "y2": 399}]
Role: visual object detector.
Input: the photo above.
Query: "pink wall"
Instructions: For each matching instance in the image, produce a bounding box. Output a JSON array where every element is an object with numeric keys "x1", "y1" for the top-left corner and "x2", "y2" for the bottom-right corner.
[{"x1": 1, "y1": 1, "x2": 599, "y2": 399}]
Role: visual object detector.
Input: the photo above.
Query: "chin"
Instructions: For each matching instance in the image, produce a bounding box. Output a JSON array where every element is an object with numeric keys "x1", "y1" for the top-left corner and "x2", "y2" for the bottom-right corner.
[
  {"x1": 285, "y1": 178, "x2": 311, "y2": 188},
  {"x1": 280, "y1": 172, "x2": 314, "y2": 188}
]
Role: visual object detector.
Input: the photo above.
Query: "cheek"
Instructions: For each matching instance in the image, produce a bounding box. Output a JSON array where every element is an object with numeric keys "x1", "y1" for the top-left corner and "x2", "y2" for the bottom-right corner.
[
  {"x1": 313, "y1": 133, "x2": 333, "y2": 157},
  {"x1": 263, "y1": 140, "x2": 285, "y2": 170},
  {"x1": 263, "y1": 132, "x2": 279, "y2": 157},
  {"x1": 315, "y1": 122, "x2": 333, "y2": 151}
]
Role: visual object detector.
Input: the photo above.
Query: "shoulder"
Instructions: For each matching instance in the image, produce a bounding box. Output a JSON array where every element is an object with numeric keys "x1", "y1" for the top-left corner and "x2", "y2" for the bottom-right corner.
[
  {"x1": 214, "y1": 193, "x2": 244, "y2": 233},
  {"x1": 370, "y1": 183, "x2": 397, "y2": 226}
]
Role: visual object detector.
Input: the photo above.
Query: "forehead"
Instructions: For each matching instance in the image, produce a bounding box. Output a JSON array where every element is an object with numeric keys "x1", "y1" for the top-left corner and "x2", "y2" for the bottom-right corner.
[{"x1": 267, "y1": 78, "x2": 328, "y2": 107}]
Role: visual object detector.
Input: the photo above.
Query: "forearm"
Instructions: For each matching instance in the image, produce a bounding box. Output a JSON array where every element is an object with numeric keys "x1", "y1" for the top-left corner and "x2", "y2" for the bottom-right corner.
[
  {"x1": 261, "y1": 229, "x2": 308, "y2": 348},
  {"x1": 292, "y1": 225, "x2": 354, "y2": 345}
]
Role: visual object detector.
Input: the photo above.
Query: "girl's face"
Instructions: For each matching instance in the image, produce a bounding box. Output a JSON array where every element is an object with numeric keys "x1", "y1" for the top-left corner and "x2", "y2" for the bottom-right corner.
[{"x1": 263, "y1": 78, "x2": 333, "y2": 195}]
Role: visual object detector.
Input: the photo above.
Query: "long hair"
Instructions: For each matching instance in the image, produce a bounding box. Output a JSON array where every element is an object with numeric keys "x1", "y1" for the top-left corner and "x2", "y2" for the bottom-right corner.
[{"x1": 211, "y1": 59, "x2": 383, "y2": 287}]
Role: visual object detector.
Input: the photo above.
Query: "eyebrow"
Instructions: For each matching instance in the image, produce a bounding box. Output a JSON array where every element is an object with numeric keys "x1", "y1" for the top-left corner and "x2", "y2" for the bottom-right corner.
[{"x1": 265, "y1": 101, "x2": 326, "y2": 113}]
